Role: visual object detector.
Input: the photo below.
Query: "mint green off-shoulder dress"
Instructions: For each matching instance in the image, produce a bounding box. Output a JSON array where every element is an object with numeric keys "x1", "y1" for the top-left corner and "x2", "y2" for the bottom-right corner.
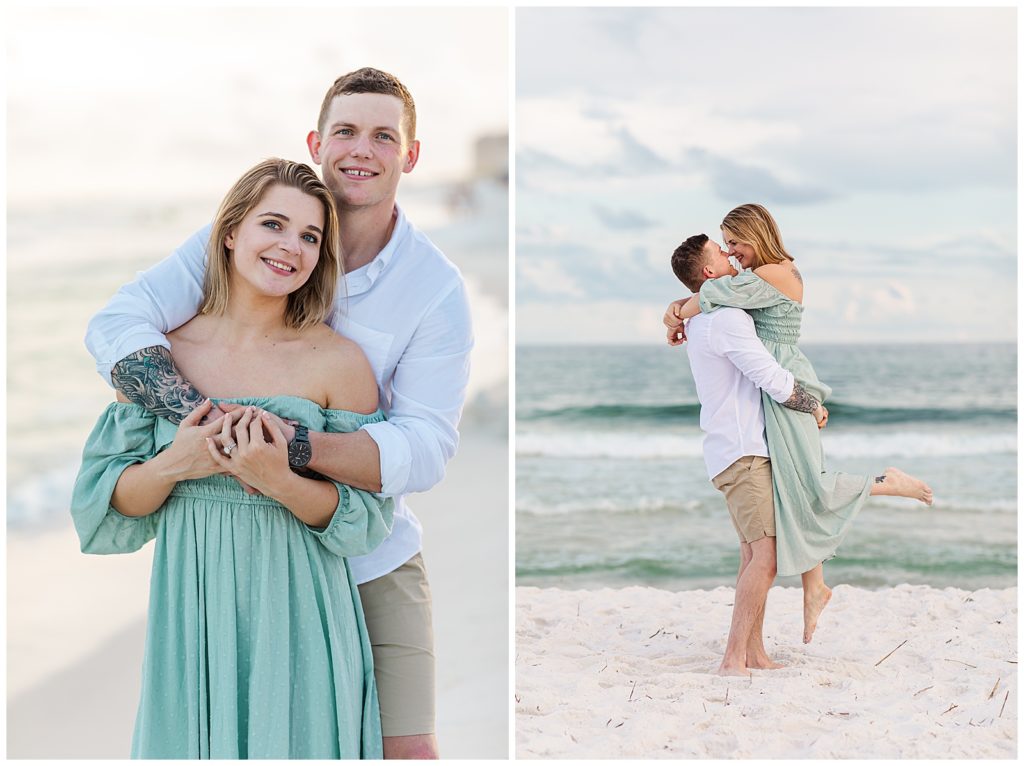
[
  {"x1": 698, "y1": 271, "x2": 871, "y2": 577},
  {"x1": 70, "y1": 396, "x2": 394, "y2": 759}
]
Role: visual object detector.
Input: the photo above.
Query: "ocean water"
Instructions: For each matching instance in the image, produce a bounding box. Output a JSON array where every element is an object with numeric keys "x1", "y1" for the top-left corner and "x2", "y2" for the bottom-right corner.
[{"x1": 516, "y1": 343, "x2": 1017, "y2": 591}]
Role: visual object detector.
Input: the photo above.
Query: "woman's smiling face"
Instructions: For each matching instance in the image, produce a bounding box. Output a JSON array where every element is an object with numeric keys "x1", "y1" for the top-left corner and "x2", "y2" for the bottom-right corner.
[
  {"x1": 224, "y1": 184, "x2": 325, "y2": 298},
  {"x1": 721, "y1": 226, "x2": 757, "y2": 269}
]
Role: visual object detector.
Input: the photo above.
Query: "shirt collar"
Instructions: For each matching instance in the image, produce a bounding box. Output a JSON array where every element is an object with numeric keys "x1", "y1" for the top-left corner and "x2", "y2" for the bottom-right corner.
[{"x1": 343, "y1": 203, "x2": 409, "y2": 296}]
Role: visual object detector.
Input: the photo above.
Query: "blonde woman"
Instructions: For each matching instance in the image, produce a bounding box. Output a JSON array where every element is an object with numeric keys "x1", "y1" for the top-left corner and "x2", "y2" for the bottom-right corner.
[
  {"x1": 71, "y1": 159, "x2": 393, "y2": 758},
  {"x1": 666, "y1": 203, "x2": 932, "y2": 645}
]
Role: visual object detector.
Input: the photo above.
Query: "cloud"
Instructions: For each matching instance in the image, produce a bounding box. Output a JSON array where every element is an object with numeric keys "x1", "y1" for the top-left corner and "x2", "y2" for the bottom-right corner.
[
  {"x1": 580, "y1": 103, "x2": 619, "y2": 121},
  {"x1": 685, "y1": 149, "x2": 836, "y2": 206},
  {"x1": 517, "y1": 258, "x2": 586, "y2": 298},
  {"x1": 610, "y1": 126, "x2": 669, "y2": 172},
  {"x1": 841, "y1": 282, "x2": 917, "y2": 323},
  {"x1": 516, "y1": 298, "x2": 671, "y2": 346},
  {"x1": 517, "y1": 147, "x2": 587, "y2": 175},
  {"x1": 592, "y1": 204, "x2": 660, "y2": 230},
  {"x1": 518, "y1": 8, "x2": 1015, "y2": 196},
  {"x1": 517, "y1": 241, "x2": 672, "y2": 304}
]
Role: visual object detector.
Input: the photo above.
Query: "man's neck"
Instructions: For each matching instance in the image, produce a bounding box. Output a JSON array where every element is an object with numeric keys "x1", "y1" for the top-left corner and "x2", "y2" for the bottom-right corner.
[{"x1": 337, "y1": 201, "x2": 398, "y2": 272}]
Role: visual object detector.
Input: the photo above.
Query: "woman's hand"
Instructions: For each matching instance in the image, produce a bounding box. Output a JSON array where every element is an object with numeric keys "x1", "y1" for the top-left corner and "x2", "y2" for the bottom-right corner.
[
  {"x1": 218, "y1": 401, "x2": 297, "y2": 443},
  {"x1": 207, "y1": 406, "x2": 293, "y2": 496},
  {"x1": 161, "y1": 399, "x2": 243, "y2": 482},
  {"x1": 815, "y1": 405, "x2": 829, "y2": 430}
]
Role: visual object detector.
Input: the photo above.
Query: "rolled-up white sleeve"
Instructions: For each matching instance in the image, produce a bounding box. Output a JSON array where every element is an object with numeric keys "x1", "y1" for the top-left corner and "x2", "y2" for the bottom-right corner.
[
  {"x1": 713, "y1": 310, "x2": 795, "y2": 403},
  {"x1": 360, "y1": 280, "x2": 473, "y2": 496},
  {"x1": 84, "y1": 226, "x2": 211, "y2": 385}
]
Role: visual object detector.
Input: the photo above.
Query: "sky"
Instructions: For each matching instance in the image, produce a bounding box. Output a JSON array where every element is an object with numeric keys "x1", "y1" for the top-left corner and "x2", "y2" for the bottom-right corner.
[
  {"x1": 515, "y1": 6, "x2": 1017, "y2": 344},
  {"x1": 7, "y1": 6, "x2": 508, "y2": 206}
]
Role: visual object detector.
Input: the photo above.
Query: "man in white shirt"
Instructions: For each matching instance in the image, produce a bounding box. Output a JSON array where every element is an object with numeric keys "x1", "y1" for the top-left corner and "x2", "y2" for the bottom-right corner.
[
  {"x1": 665, "y1": 234, "x2": 825, "y2": 677},
  {"x1": 85, "y1": 68, "x2": 470, "y2": 759}
]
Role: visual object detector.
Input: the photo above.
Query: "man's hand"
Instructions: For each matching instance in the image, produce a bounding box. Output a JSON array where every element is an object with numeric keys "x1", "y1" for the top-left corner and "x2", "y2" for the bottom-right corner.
[
  {"x1": 664, "y1": 298, "x2": 689, "y2": 346},
  {"x1": 666, "y1": 323, "x2": 687, "y2": 345}
]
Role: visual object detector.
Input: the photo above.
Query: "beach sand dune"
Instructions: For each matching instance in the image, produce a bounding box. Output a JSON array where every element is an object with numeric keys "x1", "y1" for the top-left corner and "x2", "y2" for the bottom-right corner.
[{"x1": 516, "y1": 584, "x2": 1016, "y2": 759}]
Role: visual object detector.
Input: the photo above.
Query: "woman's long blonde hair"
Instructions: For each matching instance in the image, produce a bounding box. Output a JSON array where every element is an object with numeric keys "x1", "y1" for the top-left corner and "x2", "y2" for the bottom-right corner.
[
  {"x1": 202, "y1": 158, "x2": 342, "y2": 330},
  {"x1": 721, "y1": 203, "x2": 793, "y2": 268}
]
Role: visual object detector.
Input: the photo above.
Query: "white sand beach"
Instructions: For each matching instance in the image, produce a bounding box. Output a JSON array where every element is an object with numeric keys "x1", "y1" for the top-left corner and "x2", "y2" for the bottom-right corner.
[
  {"x1": 7, "y1": 427, "x2": 508, "y2": 759},
  {"x1": 516, "y1": 584, "x2": 1017, "y2": 759}
]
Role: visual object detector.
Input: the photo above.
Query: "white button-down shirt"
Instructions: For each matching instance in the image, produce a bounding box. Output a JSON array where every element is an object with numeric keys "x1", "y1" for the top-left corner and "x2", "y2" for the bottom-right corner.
[
  {"x1": 685, "y1": 307, "x2": 795, "y2": 481},
  {"x1": 85, "y1": 204, "x2": 473, "y2": 584}
]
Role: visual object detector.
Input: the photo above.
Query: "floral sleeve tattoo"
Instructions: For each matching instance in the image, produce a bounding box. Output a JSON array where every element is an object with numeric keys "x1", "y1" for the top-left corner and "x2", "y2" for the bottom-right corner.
[
  {"x1": 781, "y1": 381, "x2": 820, "y2": 413},
  {"x1": 111, "y1": 346, "x2": 206, "y2": 424}
]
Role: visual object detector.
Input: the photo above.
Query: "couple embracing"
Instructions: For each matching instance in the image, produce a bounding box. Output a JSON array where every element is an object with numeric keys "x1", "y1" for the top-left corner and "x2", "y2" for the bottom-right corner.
[
  {"x1": 71, "y1": 69, "x2": 469, "y2": 757},
  {"x1": 664, "y1": 204, "x2": 932, "y2": 677}
]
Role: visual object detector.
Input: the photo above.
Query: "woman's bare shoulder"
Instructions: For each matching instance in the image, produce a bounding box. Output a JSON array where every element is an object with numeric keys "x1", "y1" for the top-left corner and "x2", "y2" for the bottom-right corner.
[
  {"x1": 304, "y1": 325, "x2": 378, "y2": 414},
  {"x1": 167, "y1": 315, "x2": 210, "y2": 346},
  {"x1": 754, "y1": 262, "x2": 803, "y2": 302}
]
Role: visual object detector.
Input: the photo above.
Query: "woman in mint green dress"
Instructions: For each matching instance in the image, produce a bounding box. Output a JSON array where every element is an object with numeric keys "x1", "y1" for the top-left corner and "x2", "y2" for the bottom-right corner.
[
  {"x1": 671, "y1": 204, "x2": 933, "y2": 644},
  {"x1": 71, "y1": 159, "x2": 393, "y2": 758}
]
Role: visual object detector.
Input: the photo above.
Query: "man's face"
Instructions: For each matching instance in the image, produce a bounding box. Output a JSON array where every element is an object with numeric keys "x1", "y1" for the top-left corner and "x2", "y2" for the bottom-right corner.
[
  {"x1": 307, "y1": 92, "x2": 420, "y2": 210},
  {"x1": 702, "y1": 240, "x2": 738, "y2": 280}
]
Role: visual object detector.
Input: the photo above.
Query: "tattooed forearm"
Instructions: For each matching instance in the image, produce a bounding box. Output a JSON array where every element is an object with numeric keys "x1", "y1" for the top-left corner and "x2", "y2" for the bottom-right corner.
[
  {"x1": 781, "y1": 381, "x2": 820, "y2": 413},
  {"x1": 111, "y1": 346, "x2": 206, "y2": 424}
]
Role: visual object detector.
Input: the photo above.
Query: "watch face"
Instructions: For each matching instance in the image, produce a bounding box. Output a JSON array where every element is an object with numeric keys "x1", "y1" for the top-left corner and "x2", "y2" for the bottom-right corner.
[
  {"x1": 289, "y1": 441, "x2": 313, "y2": 467},
  {"x1": 288, "y1": 426, "x2": 312, "y2": 468}
]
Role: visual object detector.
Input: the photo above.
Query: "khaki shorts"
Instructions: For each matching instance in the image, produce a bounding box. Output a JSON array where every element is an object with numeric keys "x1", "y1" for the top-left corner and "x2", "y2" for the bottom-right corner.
[
  {"x1": 711, "y1": 455, "x2": 776, "y2": 543},
  {"x1": 357, "y1": 552, "x2": 436, "y2": 737}
]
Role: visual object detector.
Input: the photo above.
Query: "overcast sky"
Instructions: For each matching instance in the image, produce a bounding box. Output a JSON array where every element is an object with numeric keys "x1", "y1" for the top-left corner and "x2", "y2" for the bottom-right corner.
[
  {"x1": 516, "y1": 6, "x2": 1016, "y2": 344},
  {"x1": 7, "y1": 6, "x2": 508, "y2": 206}
]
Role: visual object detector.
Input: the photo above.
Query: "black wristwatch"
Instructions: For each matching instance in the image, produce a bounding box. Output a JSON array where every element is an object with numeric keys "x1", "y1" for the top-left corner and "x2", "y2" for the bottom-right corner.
[{"x1": 287, "y1": 424, "x2": 313, "y2": 468}]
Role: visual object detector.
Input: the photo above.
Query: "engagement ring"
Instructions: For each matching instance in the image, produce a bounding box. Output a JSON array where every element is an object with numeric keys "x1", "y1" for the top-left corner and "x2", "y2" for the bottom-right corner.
[{"x1": 223, "y1": 442, "x2": 237, "y2": 456}]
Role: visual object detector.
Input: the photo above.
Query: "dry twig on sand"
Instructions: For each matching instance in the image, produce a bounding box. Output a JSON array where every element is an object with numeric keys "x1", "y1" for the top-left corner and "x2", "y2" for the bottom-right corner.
[
  {"x1": 999, "y1": 691, "x2": 1009, "y2": 718},
  {"x1": 875, "y1": 639, "x2": 908, "y2": 667},
  {"x1": 988, "y1": 678, "x2": 1001, "y2": 700},
  {"x1": 943, "y1": 658, "x2": 977, "y2": 669}
]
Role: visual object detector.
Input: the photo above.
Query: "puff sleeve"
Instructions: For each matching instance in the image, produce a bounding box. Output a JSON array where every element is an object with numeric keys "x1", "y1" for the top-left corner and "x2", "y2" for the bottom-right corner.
[
  {"x1": 698, "y1": 271, "x2": 788, "y2": 314},
  {"x1": 305, "y1": 409, "x2": 395, "y2": 557},
  {"x1": 70, "y1": 403, "x2": 161, "y2": 554}
]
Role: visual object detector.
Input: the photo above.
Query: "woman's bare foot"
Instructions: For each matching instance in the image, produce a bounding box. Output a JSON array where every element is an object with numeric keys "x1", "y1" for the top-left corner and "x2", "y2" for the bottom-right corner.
[
  {"x1": 871, "y1": 467, "x2": 933, "y2": 505},
  {"x1": 803, "y1": 585, "x2": 832, "y2": 644}
]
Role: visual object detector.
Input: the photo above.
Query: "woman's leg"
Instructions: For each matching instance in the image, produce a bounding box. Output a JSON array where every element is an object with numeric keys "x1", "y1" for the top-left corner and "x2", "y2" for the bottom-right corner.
[{"x1": 800, "y1": 563, "x2": 832, "y2": 644}]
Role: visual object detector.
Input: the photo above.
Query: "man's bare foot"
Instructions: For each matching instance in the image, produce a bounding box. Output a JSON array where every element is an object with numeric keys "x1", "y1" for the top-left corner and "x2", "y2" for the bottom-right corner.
[
  {"x1": 872, "y1": 467, "x2": 933, "y2": 505},
  {"x1": 803, "y1": 585, "x2": 832, "y2": 644},
  {"x1": 715, "y1": 661, "x2": 751, "y2": 677},
  {"x1": 746, "y1": 654, "x2": 784, "y2": 670}
]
